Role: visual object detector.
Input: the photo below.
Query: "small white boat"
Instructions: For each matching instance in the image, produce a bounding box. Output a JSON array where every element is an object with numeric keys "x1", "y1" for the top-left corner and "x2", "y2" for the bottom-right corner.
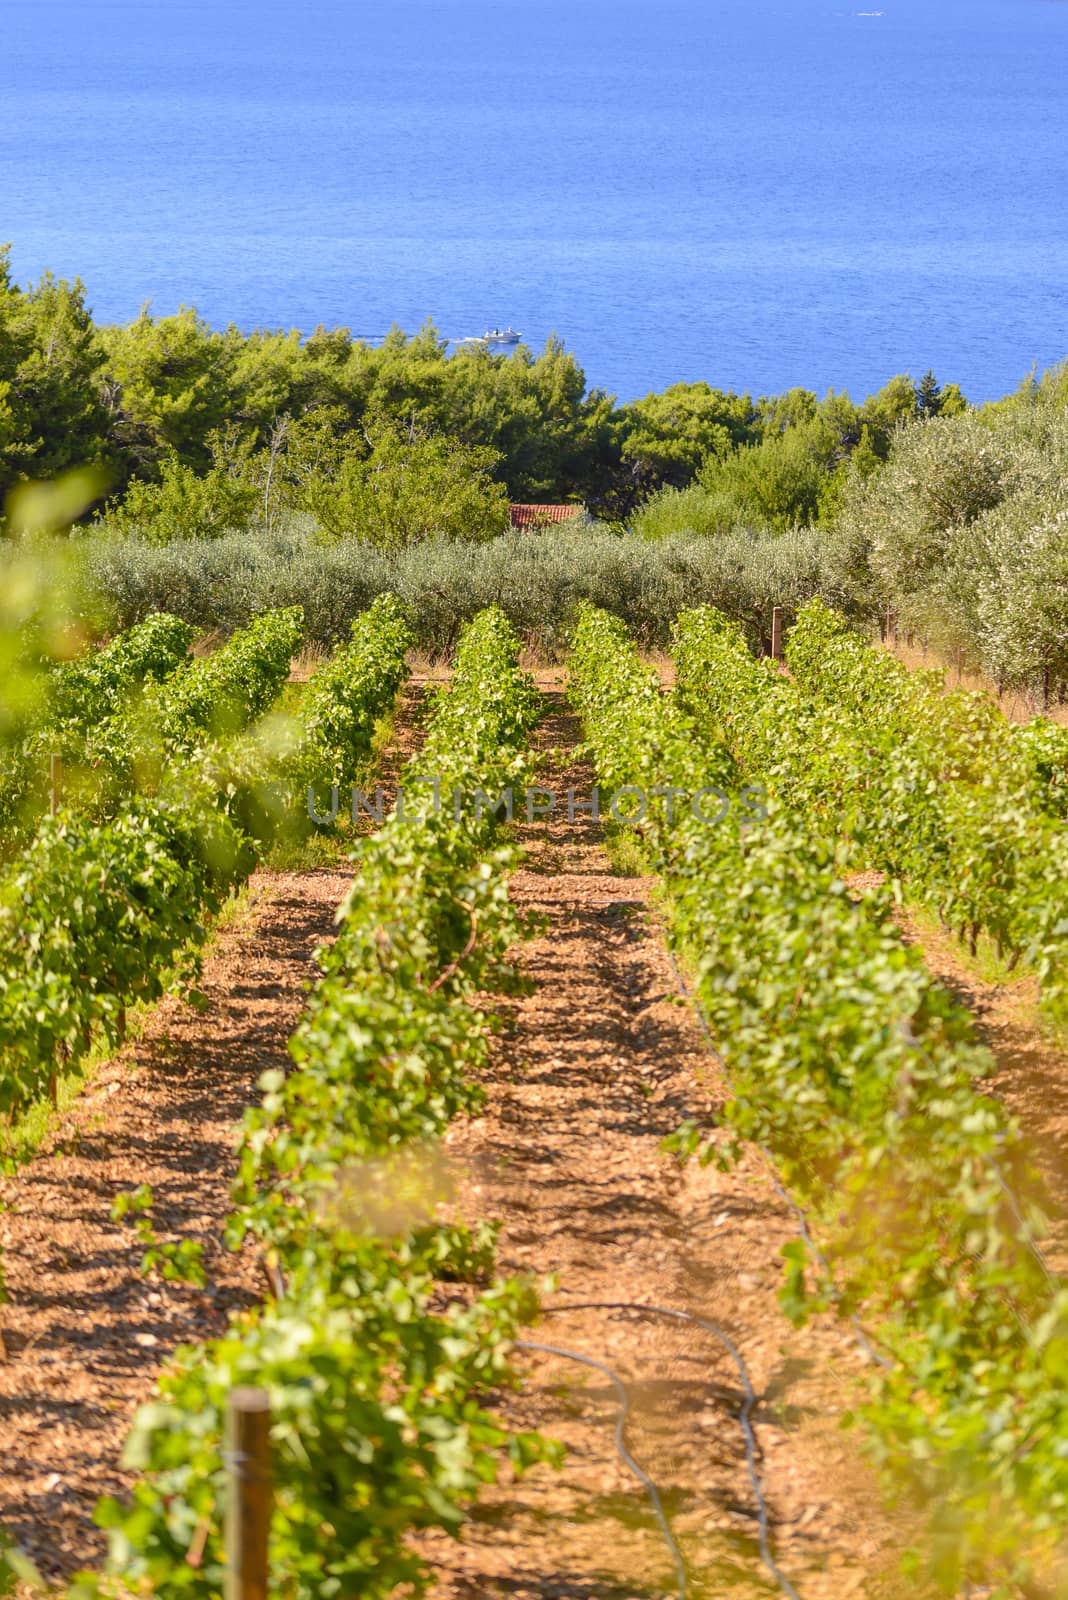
[{"x1": 482, "y1": 326, "x2": 520, "y2": 345}]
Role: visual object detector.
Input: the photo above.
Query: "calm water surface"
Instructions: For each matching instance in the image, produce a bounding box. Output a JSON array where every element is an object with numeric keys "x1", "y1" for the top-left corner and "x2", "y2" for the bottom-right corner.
[{"x1": 2, "y1": 0, "x2": 1067, "y2": 401}]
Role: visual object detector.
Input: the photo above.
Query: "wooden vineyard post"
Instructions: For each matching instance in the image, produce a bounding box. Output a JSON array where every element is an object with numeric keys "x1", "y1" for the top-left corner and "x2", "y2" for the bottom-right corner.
[
  {"x1": 49, "y1": 752, "x2": 61, "y2": 817},
  {"x1": 770, "y1": 606, "x2": 783, "y2": 661},
  {"x1": 225, "y1": 1387, "x2": 272, "y2": 1600}
]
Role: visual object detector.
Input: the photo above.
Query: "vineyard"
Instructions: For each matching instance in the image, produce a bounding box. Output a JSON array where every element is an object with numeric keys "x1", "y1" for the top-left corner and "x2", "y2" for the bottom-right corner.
[{"x1": 0, "y1": 590, "x2": 1067, "y2": 1600}]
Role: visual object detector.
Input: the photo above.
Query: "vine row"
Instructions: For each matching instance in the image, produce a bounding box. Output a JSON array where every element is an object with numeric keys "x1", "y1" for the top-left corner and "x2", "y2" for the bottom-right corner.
[
  {"x1": 767, "y1": 600, "x2": 1068, "y2": 1023},
  {"x1": 89, "y1": 606, "x2": 554, "y2": 1600},
  {"x1": 569, "y1": 600, "x2": 1068, "y2": 1596},
  {"x1": 0, "y1": 611, "x2": 195, "y2": 844},
  {"x1": 0, "y1": 598, "x2": 412, "y2": 1122}
]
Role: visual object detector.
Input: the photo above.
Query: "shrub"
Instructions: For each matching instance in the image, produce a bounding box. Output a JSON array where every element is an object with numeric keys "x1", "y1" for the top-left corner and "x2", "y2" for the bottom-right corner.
[
  {"x1": 305, "y1": 424, "x2": 510, "y2": 546},
  {"x1": 103, "y1": 453, "x2": 258, "y2": 544},
  {"x1": 80, "y1": 521, "x2": 839, "y2": 656}
]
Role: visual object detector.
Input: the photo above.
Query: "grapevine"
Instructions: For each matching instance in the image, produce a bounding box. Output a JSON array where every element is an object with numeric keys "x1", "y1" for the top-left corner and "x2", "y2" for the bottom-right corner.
[
  {"x1": 569, "y1": 601, "x2": 1068, "y2": 1594},
  {"x1": 90, "y1": 606, "x2": 556, "y2": 1600},
  {"x1": 0, "y1": 598, "x2": 412, "y2": 1121}
]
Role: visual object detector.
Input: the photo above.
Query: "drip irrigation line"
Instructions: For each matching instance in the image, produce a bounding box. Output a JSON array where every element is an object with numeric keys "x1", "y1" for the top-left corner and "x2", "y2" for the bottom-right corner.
[
  {"x1": 661, "y1": 940, "x2": 894, "y2": 1372},
  {"x1": 994, "y1": 1171, "x2": 1057, "y2": 1291},
  {"x1": 540, "y1": 1300, "x2": 803, "y2": 1600},
  {"x1": 515, "y1": 1337, "x2": 689, "y2": 1600}
]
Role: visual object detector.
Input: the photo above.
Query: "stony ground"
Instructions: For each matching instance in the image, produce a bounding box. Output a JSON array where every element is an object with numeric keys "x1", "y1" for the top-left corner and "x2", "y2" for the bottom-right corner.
[
  {"x1": 0, "y1": 865, "x2": 352, "y2": 1577},
  {"x1": 1, "y1": 669, "x2": 1062, "y2": 1597},
  {"x1": 0, "y1": 675, "x2": 433, "y2": 1579},
  {"x1": 892, "y1": 905, "x2": 1068, "y2": 1277},
  {"x1": 419, "y1": 678, "x2": 916, "y2": 1600}
]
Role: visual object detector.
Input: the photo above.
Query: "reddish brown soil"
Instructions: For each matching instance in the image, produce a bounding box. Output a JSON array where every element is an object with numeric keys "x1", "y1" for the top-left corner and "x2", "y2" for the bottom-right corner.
[
  {"x1": 0, "y1": 673, "x2": 435, "y2": 1580},
  {"x1": 421, "y1": 679, "x2": 915, "y2": 1600},
  {"x1": 0, "y1": 669, "x2": 959, "y2": 1594},
  {"x1": 0, "y1": 866, "x2": 353, "y2": 1578},
  {"x1": 890, "y1": 905, "x2": 1068, "y2": 1275},
  {"x1": 842, "y1": 869, "x2": 1068, "y2": 1275}
]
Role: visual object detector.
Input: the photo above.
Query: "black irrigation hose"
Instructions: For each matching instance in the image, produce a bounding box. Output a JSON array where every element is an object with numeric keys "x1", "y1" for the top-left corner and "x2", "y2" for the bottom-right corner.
[
  {"x1": 654, "y1": 910, "x2": 1063, "y2": 1600},
  {"x1": 665, "y1": 928, "x2": 1060, "y2": 1367},
  {"x1": 539, "y1": 1300, "x2": 804, "y2": 1600},
  {"x1": 995, "y1": 1171, "x2": 1057, "y2": 1290},
  {"x1": 515, "y1": 1336, "x2": 690, "y2": 1600},
  {"x1": 661, "y1": 940, "x2": 894, "y2": 1372}
]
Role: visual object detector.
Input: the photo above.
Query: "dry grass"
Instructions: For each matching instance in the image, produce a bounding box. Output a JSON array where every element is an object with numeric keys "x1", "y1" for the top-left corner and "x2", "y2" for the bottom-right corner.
[{"x1": 880, "y1": 636, "x2": 1068, "y2": 726}]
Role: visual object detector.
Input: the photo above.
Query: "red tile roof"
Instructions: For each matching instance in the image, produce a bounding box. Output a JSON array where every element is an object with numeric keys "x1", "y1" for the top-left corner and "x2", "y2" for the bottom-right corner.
[{"x1": 509, "y1": 503, "x2": 584, "y2": 529}]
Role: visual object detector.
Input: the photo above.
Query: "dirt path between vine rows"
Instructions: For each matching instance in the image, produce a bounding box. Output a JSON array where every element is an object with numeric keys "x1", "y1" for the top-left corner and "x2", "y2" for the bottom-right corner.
[
  {"x1": 423, "y1": 680, "x2": 917, "y2": 1600},
  {"x1": 0, "y1": 677, "x2": 436, "y2": 1580},
  {"x1": 842, "y1": 868, "x2": 1068, "y2": 1280},
  {"x1": 0, "y1": 864, "x2": 352, "y2": 1578},
  {"x1": 892, "y1": 908, "x2": 1068, "y2": 1278}
]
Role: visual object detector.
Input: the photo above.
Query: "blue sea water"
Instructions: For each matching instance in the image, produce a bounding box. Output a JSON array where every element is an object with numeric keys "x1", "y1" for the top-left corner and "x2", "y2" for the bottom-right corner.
[{"x1": 1, "y1": 0, "x2": 1067, "y2": 404}]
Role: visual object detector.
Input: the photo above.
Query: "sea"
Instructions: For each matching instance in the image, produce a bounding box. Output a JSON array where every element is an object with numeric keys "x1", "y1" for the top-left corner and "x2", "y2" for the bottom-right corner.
[{"x1": 2, "y1": 0, "x2": 1067, "y2": 405}]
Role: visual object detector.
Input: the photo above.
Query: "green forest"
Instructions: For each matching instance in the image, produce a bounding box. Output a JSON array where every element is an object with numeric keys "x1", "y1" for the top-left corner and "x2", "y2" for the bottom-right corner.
[{"x1": 4, "y1": 247, "x2": 1068, "y2": 700}]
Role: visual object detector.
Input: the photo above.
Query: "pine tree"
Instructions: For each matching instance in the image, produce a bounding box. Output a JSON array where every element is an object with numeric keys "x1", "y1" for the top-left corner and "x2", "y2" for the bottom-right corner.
[{"x1": 916, "y1": 369, "x2": 944, "y2": 418}]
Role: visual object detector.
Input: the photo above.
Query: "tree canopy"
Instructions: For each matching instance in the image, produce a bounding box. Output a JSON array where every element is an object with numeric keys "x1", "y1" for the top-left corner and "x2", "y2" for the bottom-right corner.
[{"x1": 0, "y1": 245, "x2": 985, "y2": 539}]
